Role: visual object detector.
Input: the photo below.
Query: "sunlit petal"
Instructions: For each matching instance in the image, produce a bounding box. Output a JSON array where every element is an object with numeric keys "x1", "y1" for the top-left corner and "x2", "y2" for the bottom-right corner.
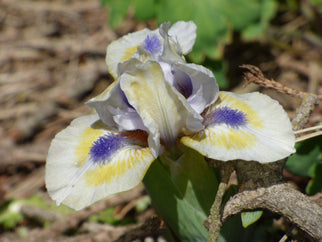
[
  {"x1": 46, "y1": 114, "x2": 154, "y2": 210},
  {"x1": 181, "y1": 92, "x2": 295, "y2": 163},
  {"x1": 159, "y1": 22, "x2": 185, "y2": 63},
  {"x1": 158, "y1": 62, "x2": 193, "y2": 99},
  {"x1": 120, "y1": 61, "x2": 203, "y2": 157},
  {"x1": 168, "y1": 21, "x2": 197, "y2": 55},
  {"x1": 105, "y1": 21, "x2": 197, "y2": 80},
  {"x1": 106, "y1": 28, "x2": 154, "y2": 78},
  {"x1": 175, "y1": 62, "x2": 219, "y2": 113},
  {"x1": 87, "y1": 81, "x2": 146, "y2": 131}
]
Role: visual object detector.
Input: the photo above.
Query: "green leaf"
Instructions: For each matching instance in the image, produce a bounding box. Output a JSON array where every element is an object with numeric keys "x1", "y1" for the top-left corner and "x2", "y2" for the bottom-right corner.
[
  {"x1": 0, "y1": 212, "x2": 23, "y2": 229},
  {"x1": 143, "y1": 147, "x2": 219, "y2": 241},
  {"x1": 155, "y1": 0, "x2": 277, "y2": 61},
  {"x1": 135, "y1": 195, "x2": 151, "y2": 213},
  {"x1": 155, "y1": 0, "x2": 231, "y2": 62},
  {"x1": 101, "y1": 0, "x2": 278, "y2": 61},
  {"x1": 0, "y1": 194, "x2": 73, "y2": 229},
  {"x1": 102, "y1": 0, "x2": 132, "y2": 29},
  {"x1": 0, "y1": 200, "x2": 24, "y2": 229},
  {"x1": 25, "y1": 193, "x2": 73, "y2": 215},
  {"x1": 212, "y1": 0, "x2": 261, "y2": 31},
  {"x1": 202, "y1": 59, "x2": 229, "y2": 89},
  {"x1": 242, "y1": 0, "x2": 277, "y2": 40},
  {"x1": 286, "y1": 135, "x2": 322, "y2": 178},
  {"x1": 89, "y1": 207, "x2": 118, "y2": 225},
  {"x1": 241, "y1": 210, "x2": 263, "y2": 228},
  {"x1": 308, "y1": 0, "x2": 322, "y2": 5},
  {"x1": 303, "y1": 0, "x2": 322, "y2": 19},
  {"x1": 133, "y1": 0, "x2": 156, "y2": 20},
  {"x1": 308, "y1": 0, "x2": 322, "y2": 13},
  {"x1": 89, "y1": 207, "x2": 135, "y2": 225},
  {"x1": 218, "y1": 213, "x2": 269, "y2": 242},
  {"x1": 286, "y1": 135, "x2": 322, "y2": 195},
  {"x1": 306, "y1": 164, "x2": 322, "y2": 195}
]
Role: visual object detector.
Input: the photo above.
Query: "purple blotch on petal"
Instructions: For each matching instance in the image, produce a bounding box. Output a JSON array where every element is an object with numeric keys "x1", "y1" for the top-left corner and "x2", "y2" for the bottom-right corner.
[
  {"x1": 89, "y1": 134, "x2": 127, "y2": 164},
  {"x1": 143, "y1": 35, "x2": 162, "y2": 55},
  {"x1": 171, "y1": 66, "x2": 193, "y2": 99},
  {"x1": 203, "y1": 106, "x2": 247, "y2": 128},
  {"x1": 120, "y1": 88, "x2": 134, "y2": 109}
]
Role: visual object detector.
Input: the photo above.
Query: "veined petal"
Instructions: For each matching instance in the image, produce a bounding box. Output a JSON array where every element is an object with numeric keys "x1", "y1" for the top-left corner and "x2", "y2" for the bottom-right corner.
[
  {"x1": 168, "y1": 21, "x2": 197, "y2": 55},
  {"x1": 46, "y1": 114, "x2": 154, "y2": 210},
  {"x1": 120, "y1": 61, "x2": 203, "y2": 157},
  {"x1": 175, "y1": 62, "x2": 219, "y2": 113},
  {"x1": 181, "y1": 92, "x2": 295, "y2": 163},
  {"x1": 106, "y1": 28, "x2": 153, "y2": 78},
  {"x1": 87, "y1": 81, "x2": 146, "y2": 131}
]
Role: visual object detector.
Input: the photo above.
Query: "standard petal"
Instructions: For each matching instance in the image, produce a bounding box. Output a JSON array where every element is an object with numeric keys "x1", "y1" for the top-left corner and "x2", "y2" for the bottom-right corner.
[
  {"x1": 106, "y1": 28, "x2": 153, "y2": 78},
  {"x1": 168, "y1": 21, "x2": 197, "y2": 55},
  {"x1": 159, "y1": 22, "x2": 185, "y2": 63},
  {"x1": 120, "y1": 61, "x2": 203, "y2": 157},
  {"x1": 181, "y1": 92, "x2": 295, "y2": 163},
  {"x1": 175, "y1": 62, "x2": 219, "y2": 113},
  {"x1": 105, "y1": 21, "x2": 197, "y2": 78},
  {"x1": 46, "y1": 114, "x2": 154, "y2": 210}
]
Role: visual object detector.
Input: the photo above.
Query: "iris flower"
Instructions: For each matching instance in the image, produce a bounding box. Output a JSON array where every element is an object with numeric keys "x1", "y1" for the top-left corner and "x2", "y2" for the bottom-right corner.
[{"x1": 46, "y1": 21, "x2": 295, "y2": 210}]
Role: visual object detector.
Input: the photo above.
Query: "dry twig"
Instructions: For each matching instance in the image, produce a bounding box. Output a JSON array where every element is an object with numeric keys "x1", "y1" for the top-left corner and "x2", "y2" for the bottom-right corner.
[
  {"x1": 221, "y1": 183, "x2": 322, "y2": 238},
  {"x1": 240, "y1": 64, "x2": 322, "y2": 100}
]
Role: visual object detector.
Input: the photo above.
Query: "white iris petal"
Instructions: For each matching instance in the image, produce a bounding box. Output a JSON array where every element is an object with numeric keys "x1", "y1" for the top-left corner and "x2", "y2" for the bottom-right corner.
[
  {"x1": 91, "y1": 21, "x2": 216, "y2": 155},
  {"x1": 46, "y1": 20, "x2": 296, "y2": 212},
  {"x1": 120, "y1": 61, "x2": 203, "y2": 156}
]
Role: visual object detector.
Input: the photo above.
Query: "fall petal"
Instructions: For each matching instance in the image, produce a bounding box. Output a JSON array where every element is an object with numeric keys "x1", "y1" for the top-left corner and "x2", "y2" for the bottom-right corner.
[
  {"x1": 181, "y1": 92, "x2": 295, "y2": 163},
  {"x1": 46, "y1": 114, "x2": 154, "y2": 210}
]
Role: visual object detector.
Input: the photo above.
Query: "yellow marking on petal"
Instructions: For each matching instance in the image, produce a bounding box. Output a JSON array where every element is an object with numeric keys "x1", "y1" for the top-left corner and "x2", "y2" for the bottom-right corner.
[
  {"x1": 84, "y1": 148, "x2": 153, "y2": 186},
  {"x1": 75, "y1": 127, "x2": 104, "y2": 167},
  {"x1": 182, "y1": 128, "x2": 257, "y2": 150},
  {"x1": 216, "y1": 93, "x2": 263, "y2": 129},
  {"x1": 121, "y1": 46, "x2": 139, "y2": 62},
  {"x1": 214, "y1": 129, "x2": 257, "y2": 150}
]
